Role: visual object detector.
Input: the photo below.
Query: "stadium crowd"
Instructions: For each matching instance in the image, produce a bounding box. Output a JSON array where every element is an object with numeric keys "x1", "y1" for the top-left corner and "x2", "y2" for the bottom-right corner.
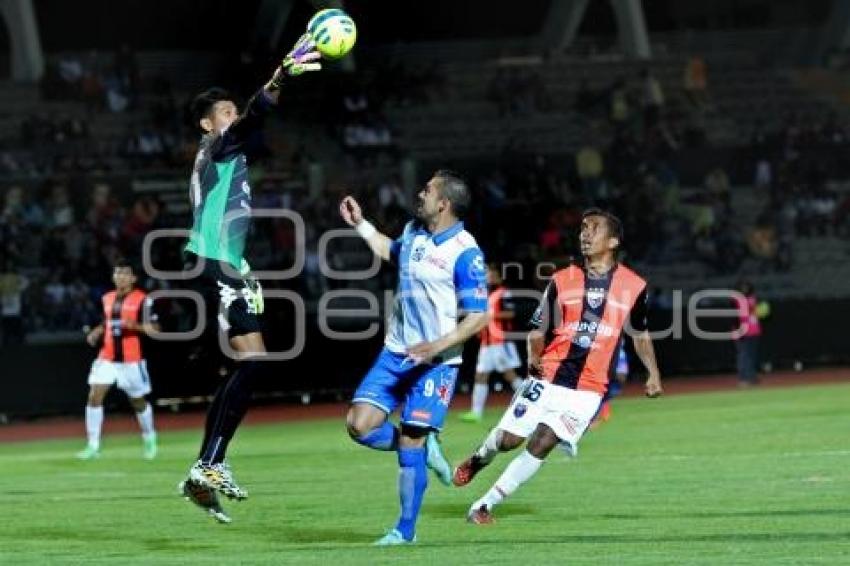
[{"x1": 2, "y1": 51, "x2": 850, "y2": 339}]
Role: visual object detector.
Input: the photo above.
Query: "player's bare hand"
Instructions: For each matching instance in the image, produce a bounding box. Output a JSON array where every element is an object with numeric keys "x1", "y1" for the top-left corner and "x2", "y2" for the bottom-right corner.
[
  {"x1": 645, "y1": 375, "x2": 663, "y2": 398},
  {"x1": 85, "y1": 329, "x2": 102, "y2": 347},
  {"x1": 406, "y1": 341, "x2": 444, "y2": 365},
  {"x1": 527, "y1": 353, "x2": 543, "y2": 376},
  {"x1": 340, "y1": 196, "x2": 364, "y2": 227}
]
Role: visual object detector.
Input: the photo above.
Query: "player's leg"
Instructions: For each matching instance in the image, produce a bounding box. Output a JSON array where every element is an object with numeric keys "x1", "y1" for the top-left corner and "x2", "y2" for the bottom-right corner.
[
  {"x1": 467, "y1": 422, "x2": 558, "y2": 524},
  {"x1": 119, "y1": 361, "x2": 157, "y2": 459},
  {"x1": 468, "y1": 385, "x2": 602, "y2": 523},
  {"x1": 346, "y1": 402, "x2": 398, "y2": 450},
  {"x1": 375, "y1": 364, "x2": 457, "y2": 544},
  {"x1": 128, "y1": 395, "x2": 157, "y2": 459},
  {"x1": 78, "y1": 383, "x2": 110, "y2": 459},
  {"x1": 374, "y1": 425, "x2": 429, "y2": 545},
  {"x1": 347, "y1": 349, "x2": 407, "y2": 451},
  {"x1": 453, "y1": 378, "x2": 541, "y2": 486},
  {"x1": 452, "y1": 428, "x2": 525, "y2": 487},
  {"x1": 461, "y1": 370, "x2": 490, "y2": 423},
  {"x1": 190, "y1": 331, "x2": 265, "y2": 500}
]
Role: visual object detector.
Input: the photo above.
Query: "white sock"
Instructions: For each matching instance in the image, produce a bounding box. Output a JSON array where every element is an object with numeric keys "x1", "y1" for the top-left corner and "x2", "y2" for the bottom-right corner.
[
  {"x1": 477, "y1": 450, "x2": 543, "y2": 510},
  {"x1": 471, "y1": 383, "x2": 489, "y2": 416},
  {"x1": 474, "y1": 428, "x2": 504, "y2": 465},
  {"x1": 85, "y1": 406, "x2": 104, "y2": 450},
  {"x1": 135, "y1": 403, "x2": 156, "y2": 440},
  {"x1": 510, "y1": 377, "x2": 525, "y2": 391}
]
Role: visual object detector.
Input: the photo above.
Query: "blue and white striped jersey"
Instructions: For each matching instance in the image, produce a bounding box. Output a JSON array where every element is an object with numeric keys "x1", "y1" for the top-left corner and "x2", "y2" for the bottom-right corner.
[{"x1": 384, "y1": 220, "x2": 487, "y2": 365}]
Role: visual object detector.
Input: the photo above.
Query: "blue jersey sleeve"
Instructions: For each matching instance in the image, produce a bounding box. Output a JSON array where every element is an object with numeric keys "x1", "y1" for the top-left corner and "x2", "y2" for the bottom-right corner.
[{"x1": 454, "y1": 248, "x2": 488, "y2": 313}]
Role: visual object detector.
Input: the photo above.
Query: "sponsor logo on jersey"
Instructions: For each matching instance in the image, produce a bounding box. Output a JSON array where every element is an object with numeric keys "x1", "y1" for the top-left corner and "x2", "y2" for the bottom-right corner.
[
  {"x1": 411, "y1": 410, "x2": 432, "y2": 420},
  {"x1": 425, "y1": 255, "x2": 449, "y2": 271},
  {"x1": 566, "y1": 319, "x2": 615, "y2": 337}
]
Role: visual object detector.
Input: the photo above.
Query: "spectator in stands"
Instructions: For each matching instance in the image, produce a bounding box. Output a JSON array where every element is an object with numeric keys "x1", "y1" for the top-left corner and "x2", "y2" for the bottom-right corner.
[
  {"x1": 640, "y1": 68, "x2": 665, "y2": 128},
  {"x1": 378, "y1": 176, "x2": 408, "y2": 212},
  {"x1": 704, "y1": 167, "x2": 731, "y2": 208},
  {"x1": 733, "y1": 280, "x2": 768, "y2": 388},
  {"x1": 747, "y1": 216, "x2": 779, "y2": 270},
  {"x1": 575, "y1": 142, "x2": 605, "y2": 203},
  {"x1": 0, "y1": 260, "x2": 27, "y2": 346},
  {"x1": 684, "y1": 55, "x2": 709, "y2": 109},
  {"x1": 47, "y1": 185, "x2": 75, "y2": 228},
  {"x1": 609, "y1": 77, "x2": 630, "y2": 131},
  {"x1": 754, "y1": 159, "x2": 772, "y2": 191}
]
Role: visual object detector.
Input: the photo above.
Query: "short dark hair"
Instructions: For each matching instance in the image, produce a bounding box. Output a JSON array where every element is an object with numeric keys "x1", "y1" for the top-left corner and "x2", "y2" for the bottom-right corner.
[
  {"x1": 582, "y1": 207, "x2": 624, "y2": 247},
  {"x1": 434, "y1": 169, "x2": 471, "y2": 219},
  {"x1": 113, "y1": 258, "x2": 138, "y2": 276},
  {"x1": 191, "y1": 87, "x2": 233, "y2": 124}
]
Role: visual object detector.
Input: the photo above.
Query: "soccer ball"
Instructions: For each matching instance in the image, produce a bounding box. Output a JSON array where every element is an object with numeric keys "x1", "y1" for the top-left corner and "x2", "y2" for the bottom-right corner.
[{"x1": 307, "y1": 9, "x2": 357, "y2": 60}]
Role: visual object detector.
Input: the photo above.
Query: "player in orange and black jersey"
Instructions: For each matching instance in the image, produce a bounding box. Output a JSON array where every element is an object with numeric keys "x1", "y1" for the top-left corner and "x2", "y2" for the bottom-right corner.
[
  {"x1": 452, "y1": 208, "x2": 663, "y2": 523},
  {"x1": 77, "y1": 260, "x2": 160, "y2": 461}
]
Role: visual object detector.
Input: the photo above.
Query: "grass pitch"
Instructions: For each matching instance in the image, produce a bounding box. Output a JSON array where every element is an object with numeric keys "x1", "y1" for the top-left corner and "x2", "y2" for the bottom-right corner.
[{"x1": 1, "y1": 383, "x2": 848, "y2": 565}]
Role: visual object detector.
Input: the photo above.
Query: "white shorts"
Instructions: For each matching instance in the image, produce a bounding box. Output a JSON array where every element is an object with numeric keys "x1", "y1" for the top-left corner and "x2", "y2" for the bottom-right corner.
[
  {"x1": 476, "y1": 343, "x2": 521, "y2": 374},
  {"x1": 497, "y1": 378, "x2": 602, "y2": 450},
  {"x1": 87, "y1": 359, "x2": 152, "y2": 398}
]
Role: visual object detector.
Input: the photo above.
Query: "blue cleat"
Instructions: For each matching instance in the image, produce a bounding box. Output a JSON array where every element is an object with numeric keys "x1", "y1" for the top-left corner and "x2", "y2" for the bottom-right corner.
[
  {"x1": 373, "y1": 529, "x2": 416, "y2": 546},
  {"x1": 425, "y1": 432, "x2": 452, "y2": 486}
]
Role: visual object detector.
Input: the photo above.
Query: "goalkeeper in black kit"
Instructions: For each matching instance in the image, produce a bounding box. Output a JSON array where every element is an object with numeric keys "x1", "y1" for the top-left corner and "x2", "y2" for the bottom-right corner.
[{"x1": 178, "y1": 34, "x2": 321, "y2": 524}]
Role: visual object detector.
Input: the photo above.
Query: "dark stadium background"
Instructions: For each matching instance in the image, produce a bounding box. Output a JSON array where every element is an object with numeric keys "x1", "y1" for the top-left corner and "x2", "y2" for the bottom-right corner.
[{"x1": 1, "y1": 0, "x2": 848, "y2": 418}]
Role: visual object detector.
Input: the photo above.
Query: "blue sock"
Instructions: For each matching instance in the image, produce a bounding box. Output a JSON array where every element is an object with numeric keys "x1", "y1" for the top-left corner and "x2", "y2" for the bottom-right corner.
[
  {"x1": 355, "y1": 421, "x2": 399, "y2": 451},
  {"x1": 395, "y1": 446, "x2": 428, "y2": 541}
]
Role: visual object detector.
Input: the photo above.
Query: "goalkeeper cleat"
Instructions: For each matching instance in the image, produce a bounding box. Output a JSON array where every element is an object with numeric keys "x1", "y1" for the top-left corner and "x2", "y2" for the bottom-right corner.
[
  {"x1": 452, "y1": 455, "x2": 487, "y2": 487},
  {"x1": 189, "y1": 460, "x2": 248, "y2": 501},
  {"x1": 76, "y1": 446, "x2": 100, "y2": 460},
  {"x1": 425, "y1": 432, "x2": 453, "y2": 486},
  {"x1": 179, "y1": 479, "x2": 232, "y2": 524}
]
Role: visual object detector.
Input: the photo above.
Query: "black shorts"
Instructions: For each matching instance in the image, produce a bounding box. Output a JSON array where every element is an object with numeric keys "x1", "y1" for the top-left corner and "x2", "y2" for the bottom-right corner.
[{"x1": 185, "y1": 253, "x2": 262, "y2": 338}]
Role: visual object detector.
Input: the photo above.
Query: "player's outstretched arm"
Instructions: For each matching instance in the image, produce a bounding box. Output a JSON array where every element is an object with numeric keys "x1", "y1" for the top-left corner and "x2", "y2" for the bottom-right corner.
[
  {"x1": 633, "y1": 330, "x2": 663, "y2": 397},
  {"x1": 340, "y1": 196, "x2": 394, "y2": 262},
  {"x1": 215, "y1": 34, "x2": 322, "y2": 157},
  {"x1": 263, "y1": 33, "x2": 322, "y2": 102}
]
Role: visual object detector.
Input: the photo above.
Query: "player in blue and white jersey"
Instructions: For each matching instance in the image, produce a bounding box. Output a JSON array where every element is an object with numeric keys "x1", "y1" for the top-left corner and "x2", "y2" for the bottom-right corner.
[{"x1": 339, "y1": 170, "x2": 490, "y2": 545}]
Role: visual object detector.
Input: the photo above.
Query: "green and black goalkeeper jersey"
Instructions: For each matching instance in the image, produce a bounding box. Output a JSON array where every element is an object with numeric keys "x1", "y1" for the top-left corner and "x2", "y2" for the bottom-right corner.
[{"x1": 185, "y1": 89, "x2": 274, "y2": 270}]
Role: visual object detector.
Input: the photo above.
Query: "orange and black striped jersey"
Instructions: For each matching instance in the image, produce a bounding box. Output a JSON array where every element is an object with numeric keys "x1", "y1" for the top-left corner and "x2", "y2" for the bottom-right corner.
[
  {"x1": 530, "y1": 264, "x2": 647, "y2": 395},
  {"x1": 98, "y1": 289, "x2": 154, "y2": 363},
  {"x1": 479, "y1": 286, "x2": 514, "y2": 346}
]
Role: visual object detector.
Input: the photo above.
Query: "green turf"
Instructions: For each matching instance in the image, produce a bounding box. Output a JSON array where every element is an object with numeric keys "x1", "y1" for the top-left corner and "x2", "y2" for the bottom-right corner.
[{"x1": 1, "y1": 383, "x2": 849, "y2": 565}]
